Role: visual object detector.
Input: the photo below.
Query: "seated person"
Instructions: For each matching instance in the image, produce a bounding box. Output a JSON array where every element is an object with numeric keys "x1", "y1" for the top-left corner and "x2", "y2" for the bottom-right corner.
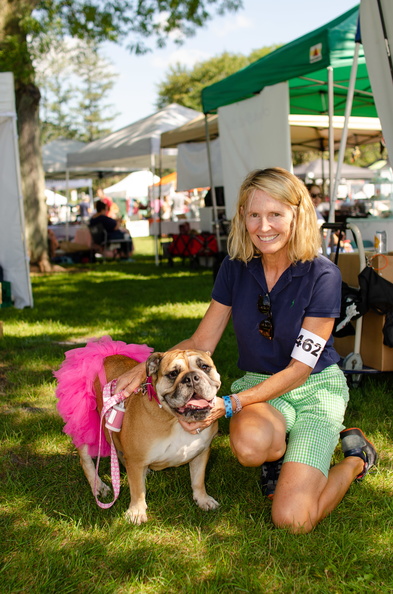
[{"x1": 89, "y1": 200, "x2": 133, "y2": 259}]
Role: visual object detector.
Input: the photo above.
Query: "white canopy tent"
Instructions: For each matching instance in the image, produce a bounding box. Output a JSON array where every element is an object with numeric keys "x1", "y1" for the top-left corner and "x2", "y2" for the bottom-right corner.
[
  {"x1": 67, "y1": 104, "x2": 200, "y2": 172},
  {"x1": 161, "y1": 112, "x2": 381, "y2": 203},
  {"x1": 0, "y1": 72, "x2": 33, "y2": 308},
  {"x1": 43, "y1": 138, "x2": 86, "y2": 176},
  {"x1": 103, "y1": 171, "x2": 160, "y2": 200}
]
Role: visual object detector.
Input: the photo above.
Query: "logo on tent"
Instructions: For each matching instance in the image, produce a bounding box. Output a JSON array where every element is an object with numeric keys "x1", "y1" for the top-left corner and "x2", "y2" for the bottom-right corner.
[{"x1": 309, "y1": 43, "x2": 322, "y2": 63}]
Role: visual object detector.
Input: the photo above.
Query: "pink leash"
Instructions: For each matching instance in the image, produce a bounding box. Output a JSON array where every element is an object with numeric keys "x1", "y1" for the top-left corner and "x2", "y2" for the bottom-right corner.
[{"x1": 94, "y1": 379, "x2": 127, "y2": 508}]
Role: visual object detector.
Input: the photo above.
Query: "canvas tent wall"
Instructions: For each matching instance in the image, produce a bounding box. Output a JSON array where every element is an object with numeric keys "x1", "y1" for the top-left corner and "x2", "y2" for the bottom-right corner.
[
  {"x1": 360, "y1": 0, "x2": 393, "y2": 161},
  {"x1": 67, "y1": 104, "x2": 200, "y2": 172},
  {"x1": 0, "y1": 72, "x2": 33, "y2": 308}
]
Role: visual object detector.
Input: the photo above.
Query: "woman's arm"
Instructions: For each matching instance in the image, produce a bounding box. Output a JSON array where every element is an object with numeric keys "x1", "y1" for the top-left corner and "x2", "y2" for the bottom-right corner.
[
  {"x1": 178, "y1": 316, "x2": 335, "y2": 434},
  {"x1": 228, "y1": 316, "x2": 335, "y2": 408},
  {"x1": 114, "y1": 299, "x2": 232, "y2": 395}
]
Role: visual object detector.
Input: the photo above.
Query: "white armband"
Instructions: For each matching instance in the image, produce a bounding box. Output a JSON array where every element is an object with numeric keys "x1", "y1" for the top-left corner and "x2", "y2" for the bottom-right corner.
[{"x1": 291, "y1": 328, "x2": 327, "y2": 368}]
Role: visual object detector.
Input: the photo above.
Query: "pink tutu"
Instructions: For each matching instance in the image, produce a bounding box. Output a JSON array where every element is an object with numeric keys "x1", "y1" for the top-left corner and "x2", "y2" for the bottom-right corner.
[{"x1": 54, "y1": 336, "x2": 153, "y2": 457}]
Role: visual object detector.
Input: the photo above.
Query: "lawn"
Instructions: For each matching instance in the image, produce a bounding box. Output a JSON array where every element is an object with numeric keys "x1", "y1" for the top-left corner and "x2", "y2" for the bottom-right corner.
[{"x1": 1, "y1": 237, "x2": 392, "y2": 593}]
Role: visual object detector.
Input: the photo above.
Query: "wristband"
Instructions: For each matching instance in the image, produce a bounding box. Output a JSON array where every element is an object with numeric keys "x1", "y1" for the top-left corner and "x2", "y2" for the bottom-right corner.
[
  {"x1": 231, "y1": 393, "x2": 242, "y2": 414},
  {"x1": 291, "y1": 328, "x2": 327, "y2": 368},
  {"x1": 223, "y1": 395, "x2": 233, "y2": 418}
]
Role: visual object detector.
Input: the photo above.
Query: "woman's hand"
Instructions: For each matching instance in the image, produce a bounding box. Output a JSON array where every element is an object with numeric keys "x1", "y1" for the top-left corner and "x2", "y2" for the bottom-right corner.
[
  {"x1": 114, "y1": 361, "x2": 146, "y2": 396},
  {"x1": 177, "y1": 397, "x2": 226, "y2": 434}
]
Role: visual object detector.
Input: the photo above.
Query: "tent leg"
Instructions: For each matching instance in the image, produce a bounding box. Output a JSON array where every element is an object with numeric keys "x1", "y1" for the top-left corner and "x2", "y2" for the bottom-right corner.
[
  {"x1": 331, "y1": 42, "x2": 361, "y2": 220},
  {"x1": 327, "y1": 66, "x2": 335, "y2": 223}
]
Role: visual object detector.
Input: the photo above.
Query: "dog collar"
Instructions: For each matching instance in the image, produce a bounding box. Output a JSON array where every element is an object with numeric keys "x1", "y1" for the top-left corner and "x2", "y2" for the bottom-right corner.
[{"x1": 145, "y1": 376, "x2": 161, "y2": 406}]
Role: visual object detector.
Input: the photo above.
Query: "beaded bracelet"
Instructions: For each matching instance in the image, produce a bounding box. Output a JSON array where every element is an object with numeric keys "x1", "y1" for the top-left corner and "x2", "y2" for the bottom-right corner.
[
  {"x1": 223, "y1": 395, "x2": 233, "y2": 418},
  {"x1": 231, "y1": 393, "x2": 243, "y2": 414}
]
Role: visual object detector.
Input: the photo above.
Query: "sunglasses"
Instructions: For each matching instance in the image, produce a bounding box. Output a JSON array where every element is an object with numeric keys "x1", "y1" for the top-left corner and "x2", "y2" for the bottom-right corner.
[
  {"x1": 258, "y1": 293, "x2": 274, "y2": 340},
  {"x1": 310, "y1": 192, "x2": 322, "y2": 198}
]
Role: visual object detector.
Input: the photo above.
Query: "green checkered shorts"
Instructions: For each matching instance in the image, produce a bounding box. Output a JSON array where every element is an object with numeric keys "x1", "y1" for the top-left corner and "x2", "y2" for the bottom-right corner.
[{"x1": 231, "y1": 364, "x2": 349, "y2": 477}]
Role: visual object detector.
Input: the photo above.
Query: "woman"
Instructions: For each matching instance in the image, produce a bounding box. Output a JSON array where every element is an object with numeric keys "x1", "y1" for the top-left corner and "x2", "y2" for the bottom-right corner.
[{"x1": 116, "y1": 168, "x2": 377, "y2": 533}]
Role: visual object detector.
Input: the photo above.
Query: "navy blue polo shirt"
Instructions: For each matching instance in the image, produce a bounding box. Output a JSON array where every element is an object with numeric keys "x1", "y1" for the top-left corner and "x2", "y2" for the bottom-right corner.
[{"x1": 212, "y1": 255, "x2": 341, "y2": 375}]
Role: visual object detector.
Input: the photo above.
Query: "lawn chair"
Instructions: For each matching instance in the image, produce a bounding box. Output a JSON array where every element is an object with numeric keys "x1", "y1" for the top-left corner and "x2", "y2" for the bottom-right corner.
[{"x1": 89, "y1": 223, "x2": 130, "y2": 260}]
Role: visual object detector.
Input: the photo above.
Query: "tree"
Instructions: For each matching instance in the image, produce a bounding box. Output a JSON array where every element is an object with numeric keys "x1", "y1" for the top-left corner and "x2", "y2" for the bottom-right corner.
[
  {"x1": 0, "y1": 0, "x2": 242, "y2": 269},
  {"x1": 36, "y1": 39, "x2": 118, "y2": 144},
  {"x1": 73, "y1": 40, "x2": 119, "y2": 142},
  {"x1": 35, "y1": 39, "x2": 79, "y2": 144},
  {"x1": 156, "y1": 45, "x2": 280, "y2": 112}
]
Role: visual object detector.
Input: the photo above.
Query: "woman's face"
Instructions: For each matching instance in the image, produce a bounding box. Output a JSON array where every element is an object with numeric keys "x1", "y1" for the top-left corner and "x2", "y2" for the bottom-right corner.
[{"x1": 245, "y1": 189, "x2": 294, "y2": 257}]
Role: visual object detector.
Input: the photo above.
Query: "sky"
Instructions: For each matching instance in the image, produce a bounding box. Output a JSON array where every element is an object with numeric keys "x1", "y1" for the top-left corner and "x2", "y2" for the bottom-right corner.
[{"x1": 103, "y1": 0, "x2": 359, "y2": 130}]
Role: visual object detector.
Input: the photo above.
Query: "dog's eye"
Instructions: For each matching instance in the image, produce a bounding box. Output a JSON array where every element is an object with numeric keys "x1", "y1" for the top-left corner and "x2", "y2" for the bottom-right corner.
[
  {"x1": 167, "y1": 370, "x2": 179, "y2": 380},
  {"x1": 199, "y1": 364, "x2": 210, "y2": 372}
]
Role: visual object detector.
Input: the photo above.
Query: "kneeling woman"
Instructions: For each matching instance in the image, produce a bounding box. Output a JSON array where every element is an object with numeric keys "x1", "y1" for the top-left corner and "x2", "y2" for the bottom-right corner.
[{"x1": 116, "y1": 167, "x2": 377, "y2": 533}]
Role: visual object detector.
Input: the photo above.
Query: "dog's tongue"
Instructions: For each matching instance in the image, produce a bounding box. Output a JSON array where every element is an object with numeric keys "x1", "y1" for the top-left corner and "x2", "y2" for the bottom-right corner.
[{"x1": 177, "y1": 395, "x2": 214, "y2": 413}]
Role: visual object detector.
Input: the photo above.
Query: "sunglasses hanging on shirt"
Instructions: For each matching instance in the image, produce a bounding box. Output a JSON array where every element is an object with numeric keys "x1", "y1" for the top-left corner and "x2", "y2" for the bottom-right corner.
[{"x1": 258, "y1": 293, "x2": 274, "y2": 340}]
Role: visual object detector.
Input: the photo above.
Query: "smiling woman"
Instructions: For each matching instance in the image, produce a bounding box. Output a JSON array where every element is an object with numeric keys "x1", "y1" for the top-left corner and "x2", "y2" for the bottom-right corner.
[{"x1": 116, "y1": 166, "x2": 378, "y2": 534}]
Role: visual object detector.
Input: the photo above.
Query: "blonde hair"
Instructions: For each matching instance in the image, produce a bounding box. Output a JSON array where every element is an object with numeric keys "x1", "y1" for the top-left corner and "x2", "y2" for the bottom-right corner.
[{"x1": 227, "y1": 167, "x2": 321, "y2": 263}]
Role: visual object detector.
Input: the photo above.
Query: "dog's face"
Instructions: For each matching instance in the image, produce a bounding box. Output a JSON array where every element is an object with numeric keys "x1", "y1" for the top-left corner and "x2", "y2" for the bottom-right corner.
[{"x1": 146, "y1": 349, "x2": 221, "y2": 422}]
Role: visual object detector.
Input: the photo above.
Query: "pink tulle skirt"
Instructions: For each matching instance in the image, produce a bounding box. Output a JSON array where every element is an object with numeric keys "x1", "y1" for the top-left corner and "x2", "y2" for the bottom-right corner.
[{"x1": 54, "y1": 336, "x2": 153, "y2": 457}]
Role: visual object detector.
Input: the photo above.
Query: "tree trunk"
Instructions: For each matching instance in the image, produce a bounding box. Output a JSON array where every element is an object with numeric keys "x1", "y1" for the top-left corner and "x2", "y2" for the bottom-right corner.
[
  {"x1": 16, "y1": 82, "x2": 50, "y2": 269},
  {"x1": 1, "y1": 0, "x2": 50, "y2": 270}
]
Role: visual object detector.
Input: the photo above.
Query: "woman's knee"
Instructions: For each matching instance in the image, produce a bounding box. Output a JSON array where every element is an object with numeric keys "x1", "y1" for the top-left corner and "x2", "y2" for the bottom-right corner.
[
  {"x1": 230, "y1": 421, "x2": 285, "y2": 467},
  {"x1": 271, "y1": 504, "x2": 317, "y2": 534}
]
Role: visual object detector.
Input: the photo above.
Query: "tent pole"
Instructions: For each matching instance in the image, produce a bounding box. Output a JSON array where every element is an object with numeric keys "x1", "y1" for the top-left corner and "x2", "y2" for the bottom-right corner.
[
  {"x1": 327, "y1": 66, "x2": 335, "y2": 223},
  {"x1": 204, "y1": 114, "x2": 220, "y2": 250},
  {"x1": 151, "y1": 153, "x2": 159, "y2": 266},
  {"x1": 65, "y1": 168, "x2": 70, "y2": 241},
  {"x1": 331, "y1": 42, "x2": 361, "y2": 222},
  {"x1": 158, "y1": 150, "x2": 163, "y2": 266}
]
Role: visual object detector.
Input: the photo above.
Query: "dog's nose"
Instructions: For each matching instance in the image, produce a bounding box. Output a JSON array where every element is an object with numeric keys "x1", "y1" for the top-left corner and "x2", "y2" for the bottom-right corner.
[{"x1": 182, "y1": 373, "x2": 200, "y2": 384}]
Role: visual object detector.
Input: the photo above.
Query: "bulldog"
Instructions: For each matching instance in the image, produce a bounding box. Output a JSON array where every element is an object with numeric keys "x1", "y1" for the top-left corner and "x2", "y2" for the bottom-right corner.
[{"x1": 77, "y1": 349, "x2": 221, "y2": 524}]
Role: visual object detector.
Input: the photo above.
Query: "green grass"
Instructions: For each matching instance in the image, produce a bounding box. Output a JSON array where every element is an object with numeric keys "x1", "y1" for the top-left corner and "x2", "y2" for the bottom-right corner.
[{"x1": 1, "y1": 236, "x2": 393, "y2": 593}]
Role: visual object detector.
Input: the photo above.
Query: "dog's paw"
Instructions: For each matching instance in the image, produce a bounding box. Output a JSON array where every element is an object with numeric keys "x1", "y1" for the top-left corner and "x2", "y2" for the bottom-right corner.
[
  {"x1": 124, "y1": 506, "x2": 148, "y2": 525},
  {"x1": 95, "y1": 480, "x2": 111, "y2": 498},
  {"x1": 194, "y1": 494, "x2": 220, "y2": 511}
]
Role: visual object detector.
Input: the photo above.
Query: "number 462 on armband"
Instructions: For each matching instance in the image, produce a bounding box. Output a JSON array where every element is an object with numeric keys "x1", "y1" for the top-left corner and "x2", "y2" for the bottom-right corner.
[{"x1": 291, "y1": 329, "x2": 327, "y2": 368}]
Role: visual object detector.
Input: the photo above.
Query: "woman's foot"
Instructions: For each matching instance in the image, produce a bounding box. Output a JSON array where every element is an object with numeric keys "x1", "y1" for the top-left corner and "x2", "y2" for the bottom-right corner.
[
  {"x1": 260, "y1": 455, "x2": 285, "y2": 500},
  {"x1": 340, "y1": 427, "x2": 378, "y2": 480}
]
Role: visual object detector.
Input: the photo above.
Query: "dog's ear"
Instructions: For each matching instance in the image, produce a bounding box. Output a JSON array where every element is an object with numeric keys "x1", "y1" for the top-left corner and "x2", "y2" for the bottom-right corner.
[{"x1": 146, "y1": 352, "x2": 164, "y2": 377}]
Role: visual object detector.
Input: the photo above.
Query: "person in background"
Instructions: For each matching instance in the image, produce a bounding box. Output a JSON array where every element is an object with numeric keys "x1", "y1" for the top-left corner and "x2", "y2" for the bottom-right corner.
[
  {"x1": 78, "y1": 195, "x2": 91, "y2": 223},
  {"x1": 306, "y1": 183, "x2": 326, "y2": 227},
  {"x1": 114, "y1": 167, "x2": 378, "y2": 533},
  {"x1": 96, "y1": 188, "x2": 119, "y2": 219},
  {"x1": 89, "y1": 199, "x2": 133, "y2": 259}
]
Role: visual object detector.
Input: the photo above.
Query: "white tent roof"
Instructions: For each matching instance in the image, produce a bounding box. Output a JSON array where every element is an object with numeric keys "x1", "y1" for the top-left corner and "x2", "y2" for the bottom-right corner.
[
  {"x1": 161, "y1": 113, "x2": 382, "y2": 151},
  {"x1": 42, "y1": 138, "x2": 86, "y2": 175},
  {"x1": 103, "y1": 171, "x2": 160, "y2": 199},
  {"x1": 67, "y1": 104, "x2": 200, "y2": 171},
  {"x1": 293, "y1": 158, "x2": 375, "y2": 180},
  {"x1": 42, "y1": 137, "x2": 130, "y2": 181}
]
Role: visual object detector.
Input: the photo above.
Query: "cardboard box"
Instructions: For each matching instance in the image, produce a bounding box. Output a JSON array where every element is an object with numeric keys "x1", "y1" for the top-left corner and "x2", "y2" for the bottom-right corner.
[
  {"x1": 334, "y1": 312, "x2": 393, "y2": 371},
  {"x1": 330, "y1": 252, "x2": 393, "y2": 287},
  {"x1": 332, "y1": 253, "x2": 393, "y2": 371}
]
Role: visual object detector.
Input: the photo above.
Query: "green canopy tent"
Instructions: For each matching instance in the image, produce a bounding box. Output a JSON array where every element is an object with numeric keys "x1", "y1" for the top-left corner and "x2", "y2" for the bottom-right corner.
[
  {"x1": 202, "y1": 6, "x2": 374, "y2": 117},
  {"x1": 201, "y1": 4, "x2": 377, "y2": 222}
]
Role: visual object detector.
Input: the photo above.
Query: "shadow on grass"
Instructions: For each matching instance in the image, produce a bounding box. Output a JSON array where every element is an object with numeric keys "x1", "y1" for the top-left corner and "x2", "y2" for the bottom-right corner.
[{"x1": 1, "y1": 264, "x2": 393, "y2": 592}]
